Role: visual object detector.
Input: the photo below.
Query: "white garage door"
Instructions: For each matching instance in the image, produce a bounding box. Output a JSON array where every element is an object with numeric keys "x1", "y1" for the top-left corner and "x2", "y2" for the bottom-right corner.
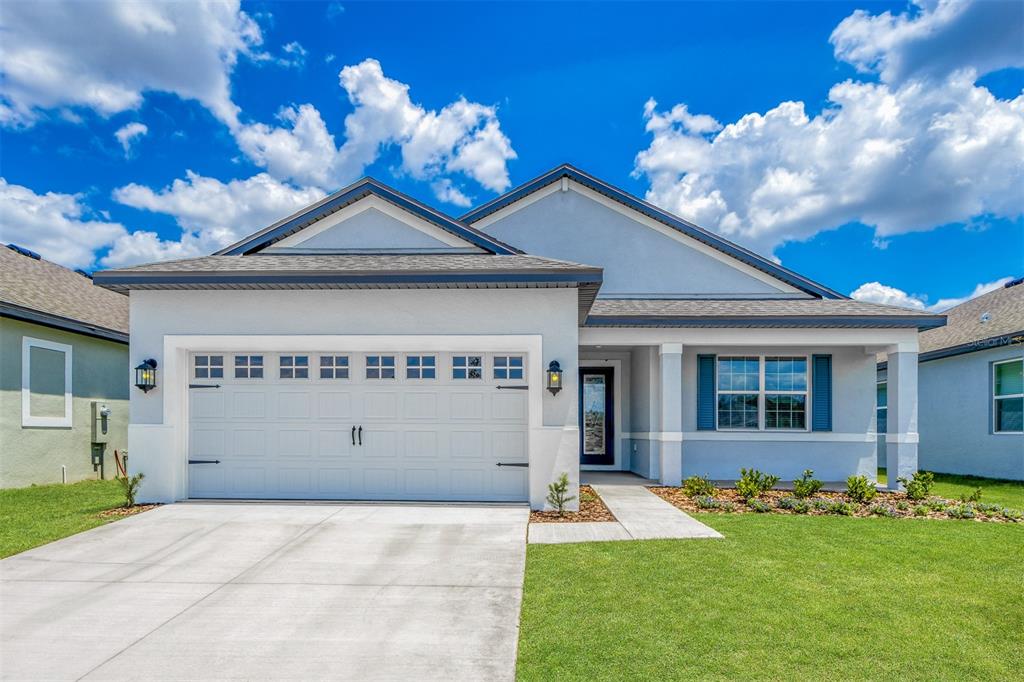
[{"x1": 187, "y1": 351, "x2": 529, "y2": 501}]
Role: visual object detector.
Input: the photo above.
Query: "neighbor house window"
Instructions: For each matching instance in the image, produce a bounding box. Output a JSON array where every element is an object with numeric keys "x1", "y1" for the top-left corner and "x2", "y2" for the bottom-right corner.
[
  {"x1": 279, "y1": 355, "x2": 309, "y2": 379},
  {"x1": 453, "y1": 355, "x2": 482, "y2": 379},
  {"x1": 194, "y1": 355, "x2": 223, "y2": 379},
  {"x1": 993, "y1": 358, "x2": 1023, "y2": 434},
  {"x1": 876, "y1": 380, "x2": 888, "y2": 433},
  {"x1": 22, "y1": 337, "x2": 73, "y2": 428},
  {"x1": 717, "y1": 355, "x2": 808, "y2": 430},
  {"x1": 494, "y1": 355, "x2": 524, "y2": 380},
  {"x1": 319, "y1": 355, "x2": 349, "y2": 379},
  {"x1": 366, "y1": 355, "x2": 395, "y2": 379},
  {"x1": 406, "y1": 355, "x2": 436, "y2": 379},
  {"x1": 234, "y1": 355, "x2": 264, "y2": 379}
]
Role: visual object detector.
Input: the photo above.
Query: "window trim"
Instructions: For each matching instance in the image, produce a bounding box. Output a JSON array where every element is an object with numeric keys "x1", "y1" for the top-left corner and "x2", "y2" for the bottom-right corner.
[
  {"x1": 405, "y1": 354, "x2": 437, "y2": 380},
  {"x1": 279, "y1": 354, "x2": 310, "y2": 380},
  {"x1": 193, "y1": 354, "x2": 224, "y2": 380},
  {"x1": 876, "y1": 379, "x2": 888, "y2": 434},
  {"x1": 493, "y1": 354, "x2": 526, "y2": 381},
  {"x1": 22, "y1": 336, "x2": 73, "y2": 428},
  {"x1": 715, "y1": 354, "x2": 811, "y2": 432},
  {"x1": 366, "y1": 354, "x2": 396, "y2": 380},
  {"x1": 452, "y1": 354, "x2": 484, "y2": 380},
  {"x1": 992, "y1": 357, "x2": 1024, "y2": 435},
  {"x1": 233, "y1": 354, "x2": 265, "y2": 379},
  {"x1": 318, "y1": 354, "x2": 350, "y2": 380}
]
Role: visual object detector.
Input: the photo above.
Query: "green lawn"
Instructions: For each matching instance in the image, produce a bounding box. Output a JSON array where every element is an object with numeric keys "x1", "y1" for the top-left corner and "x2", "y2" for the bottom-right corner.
[
  {"x1": 0, "y1": 479, "x2": 126, "y2": 558},
  {"x1": 877, "y1": 468, "x2": 1024, "y2": 508},
  {"x1": 518, "y1": 514, "x2": 1024, "y2": 681}
]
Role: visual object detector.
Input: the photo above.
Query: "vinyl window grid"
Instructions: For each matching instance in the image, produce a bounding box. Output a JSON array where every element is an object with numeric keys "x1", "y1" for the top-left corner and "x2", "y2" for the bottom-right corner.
[
  {"x1": 366, "y1": 355, "x2": 396, "y2": 380},
  {"x1": 319, "y1": 355, "x2": 349, "y2": 379},
  {"x1": 993, "y1": 358, "x2": 1023, "y2": 434},
  {"x1": 234, "y1": 355, "x2": 264, "y2": 379},
  {"x1": 406, "y1": 355, "x2": 436, "y2": 379},
  {"x1": 716, "y1": 355, "x2": 810, "y2": 431},
  {"x1": 452, "y1": 355, "x2": 483, "y2": 380},
  {"x1": 279, "y1": 355, "x2": 309, "y2": 379},
  {"x1": 194, "y1": 355, "x2": 224, "y2": 379},
  {"x1": 493, "y1": 355, "x2": 524, "y2": 380}
]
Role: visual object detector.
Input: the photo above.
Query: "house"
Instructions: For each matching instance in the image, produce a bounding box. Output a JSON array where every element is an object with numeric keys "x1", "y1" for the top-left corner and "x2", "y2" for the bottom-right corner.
[
  {"x1": 1, "y1": 244, "x2": 129, "y2": 488},
  {"x1": 92, "y1": 165, "x2": 945, "y2": 509},
  {"x1": 877, "y1": 279, "x2": 1023, "y2": 480}
]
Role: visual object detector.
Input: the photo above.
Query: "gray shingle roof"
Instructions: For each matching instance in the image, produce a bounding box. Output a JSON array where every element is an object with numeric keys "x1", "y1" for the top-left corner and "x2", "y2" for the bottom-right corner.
[
  {"x1": 586, "y1": 297, "x2": 946, "y2": 329},
  {"x1": 0, "y1": 247, "x2": 128, "y2": 339},
  {"x1": 919, "y1": 280, "x2": 1024, "y2": 355}
]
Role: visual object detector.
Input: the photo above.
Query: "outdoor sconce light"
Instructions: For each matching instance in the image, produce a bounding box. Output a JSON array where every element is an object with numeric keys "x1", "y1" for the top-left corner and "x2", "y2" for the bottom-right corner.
[
  {"x1": 546, "y1": 360, "x2": 563, "y2": 395},
  {"x1": 134, "y1": 359, "x2": 158, "y2": 393}
]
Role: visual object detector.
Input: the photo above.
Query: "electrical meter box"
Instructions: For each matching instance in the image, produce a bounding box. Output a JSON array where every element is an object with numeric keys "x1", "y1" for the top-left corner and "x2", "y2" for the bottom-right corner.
[{"x1": 91, "y1": 401, "x2": 112, "y2": 444}]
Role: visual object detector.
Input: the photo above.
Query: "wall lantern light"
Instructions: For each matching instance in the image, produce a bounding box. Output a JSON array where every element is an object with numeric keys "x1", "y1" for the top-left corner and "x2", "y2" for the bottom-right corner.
[
  {"x1": 546, "y1": 360, "x2": 563, "y2": 395},
  {"x1": 135, "y1": 359, "x2": 158, "y2": 393}
]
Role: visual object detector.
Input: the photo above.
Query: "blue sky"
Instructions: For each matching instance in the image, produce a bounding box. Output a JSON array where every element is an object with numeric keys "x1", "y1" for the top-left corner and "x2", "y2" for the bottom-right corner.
[{"x1": 1, "y1": 0, "x2": 1021, "y2": 310}]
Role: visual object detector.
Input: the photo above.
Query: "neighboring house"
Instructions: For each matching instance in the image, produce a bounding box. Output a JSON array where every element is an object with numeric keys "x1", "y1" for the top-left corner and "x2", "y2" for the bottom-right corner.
[
  {"x1": 878, "y1": 279, "x2": 1023, "y2": 480},
  {"x1": 1, "y1": 245, "x2": 129, "y2": 488},
  {"x1": 93, "y1": 165, "x2": 944, "y2": 509}
]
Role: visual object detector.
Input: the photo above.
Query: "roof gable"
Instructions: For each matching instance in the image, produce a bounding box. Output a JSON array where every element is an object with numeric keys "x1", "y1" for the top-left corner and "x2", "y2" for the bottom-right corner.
[
  {"x1": 461, "y1": 164, "x2": 845, "y2": 299},
  {"x1": 217, "y1": 178, "x2": 520, "y2": 256}
]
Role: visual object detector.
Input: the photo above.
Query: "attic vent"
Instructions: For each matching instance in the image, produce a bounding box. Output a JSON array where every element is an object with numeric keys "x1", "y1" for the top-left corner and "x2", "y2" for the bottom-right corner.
[
  {"x1": 980, "y1": 312, "x2": 992, "y2": 323},
  {"x1": 6, "y1": 243, "x2": 41, "y2": 260},
  {"x1": 1005, "y1": 277, "x2": 1023, "y2": 288}
]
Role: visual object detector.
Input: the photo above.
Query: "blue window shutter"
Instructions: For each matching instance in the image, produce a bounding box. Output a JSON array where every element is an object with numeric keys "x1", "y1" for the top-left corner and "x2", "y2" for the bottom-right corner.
[
  {"x1": 697, "y1": 354, "x2": 716, "y2": 430},
  {"x1": 812, "y1": 354, "x2": 833, "y2": 432}
]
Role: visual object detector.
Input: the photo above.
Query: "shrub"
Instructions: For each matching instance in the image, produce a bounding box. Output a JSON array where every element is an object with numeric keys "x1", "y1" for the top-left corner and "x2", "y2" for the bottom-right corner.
[
  {"x1": 896, "y1": 500, "x2": 910, "y2": 511},
  {"x1": 845, "y1": 475, "x2": 877, "y2": 503},
  {"x1": 736, "y1": 468, "x2": 780, "y2": 501},
  {"x1": 119, "y1": 472, "x2": 145, "y2": 508},
  {"x1": 959, "y1": 487, "x2": 983, "y2": 504},
  {"x1": 975, "y1": 502, "x2": 1002, "y2": 516},
  {"x1": 913, "y1": 505, "x2": 930, "y2": 517},
  {"x1": 546, "y1": 472, "x2": 576, "y2": 515},
  {"x1": 777, "y1": 496, "x2": 809, "y2": 513},
  {"x1": 947, "y1": 504, "x2": 976, "y2": 519},
  {"x1": 682, "y1": 474, "x2": 717, "y2": 498},
  {"x1": 869, "y1": 504, "x2": 898, "y2": 518},
  {"x1": 747, "y1": 499, "x2": 771, "y2": 513},
  {"x1": 898, "y1": 470, "x2": 935, "y2": 501},
  {"x1": 1001, "y1": 508, "x2": 1023, "y2": 522},
  {"x1": 792, "y1": 469, "x2": 823, "y2": 499},
  {"x1": 926, "y1": 497, "x2": 950, "y2": 512},
  {"x1": 812, "y1": 498, "x2": 832, "y2": 512},
  {"x1": 829, "y1": 501, "x2": 857, "y2": 516},
  {"x1": 696, "y1": 496, "x2": 735, "y2": 512}
]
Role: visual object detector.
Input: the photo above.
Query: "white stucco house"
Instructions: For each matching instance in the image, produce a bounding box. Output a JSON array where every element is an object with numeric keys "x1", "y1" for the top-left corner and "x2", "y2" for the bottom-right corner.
[{"x1": 93, "y1": 165, "x2": 945, "y2": 509}]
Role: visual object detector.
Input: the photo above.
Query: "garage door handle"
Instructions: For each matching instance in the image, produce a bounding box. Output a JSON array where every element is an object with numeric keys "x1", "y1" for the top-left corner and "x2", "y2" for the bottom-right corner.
[
  {"x1": 496, "y1": 385, "x2": 528, "y2": 390},
  {"x1": 496, "y1": 462, "x2": 528, "y2": 467},
  {"x1": 188, "y1": 459, "x2": 221, "y2": 464},
  {"x1": 358, "y1": 426, "x2": 362, "y2": 445},
  {"x1": 351, "y1": 426, "x2": 356, "y2": 446}
]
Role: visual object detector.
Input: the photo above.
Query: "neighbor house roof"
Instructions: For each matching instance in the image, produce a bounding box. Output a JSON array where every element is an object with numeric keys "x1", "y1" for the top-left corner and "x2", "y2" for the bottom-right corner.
[
  {"x1": 0, "y1": 245, "x2": 129, "y2": 342},
  {"x1": 916, "y1": 278, "x2": 1024, "y2": 361},
  {"x1": 215, "y1": 177, "x2": 522, "y2": 256},
  {"x1": 460, "y1": 164, "x2": 846, "y2": 300},
  {"x1": 93, "y1": 254, "x2": 604, "y2": 324},
  {"x1": 584, "y1": 297, "x2": 946, "y2": 330}
]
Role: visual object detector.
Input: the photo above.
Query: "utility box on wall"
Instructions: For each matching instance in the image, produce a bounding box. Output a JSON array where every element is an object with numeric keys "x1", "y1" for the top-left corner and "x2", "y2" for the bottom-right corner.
[{"x1": 91, "y1": 401, "x2": 112, "y2": 444}]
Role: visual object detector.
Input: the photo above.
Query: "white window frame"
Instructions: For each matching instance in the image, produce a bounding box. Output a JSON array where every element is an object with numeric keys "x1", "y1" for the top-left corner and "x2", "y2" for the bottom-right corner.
[
  {"x1": 716, "y1": 354, "x2": 811, "y2": 432},
  {"x1": 22, "y1": 337, "x2": 73, "y2": 428},
  {"x1": 452, "y1": 354, "x2": 484, "y2": 380},
  {"x1": 193, "y1": 354, "x2": 224, "y2": 380},
  {"x1": 366, "y1": 354, "x2": 396, "y2": 380},
  {"x1": 876, "y1": 379, "x2": 888, "y2": 434},
  {"x1": 992, "y1": 358, "x2": 1023, "y2": 435},
  {"x1": 233, "y1": 354, "x2": 264, "y2": 379},
  {"x1": 493, "y1": 354, "x2": 526, "y2": 381},
  {"x1": 318, "y1": 355, "x2": 350, "y2": 380},
  {"x1": 405, "y1": 354, "x2": 437, "y2": 380},
  {"x1": 279, "y1": 354, "x2": 310, "y2": 380}
]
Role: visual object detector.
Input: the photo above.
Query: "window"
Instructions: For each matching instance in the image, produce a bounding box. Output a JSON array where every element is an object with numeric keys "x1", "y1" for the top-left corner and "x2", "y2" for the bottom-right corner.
[
  {"x1": 22, "y1": 337, "x2": 72, "y2": 428},
  {"x1": 366, "y1": 355, "x2": 395, "y2": 379},
  {"x1": 194, "y1": 355, "x2": 224, "y2": 379},
  {"x1": 494, "y1": 355, "x2": 524, "y2": 380},
  {"x1": 993, "y1": 358, "x2": 1023, "y2": 434},
  {"x1": 319, "y1": 355, "x2": 349, "y2": 379},
  {"x1": 717, "y1": 355, "x2": 808, "y2": 430},
  {"x1": 279, "y1": 355, "x2": 309, "y2": 379},
  {"x1": 453, "y1": 355, "x2": 482, "y2": 379},
  {"x1": 234, "y1": 355, "x2": 264, "y2": 379},
  {"x1": 406, "y1": 355, "x2": 436, "y2": 379},
  {"x1": 876, "y1": 381, "x2": 888, "y2": 433}
]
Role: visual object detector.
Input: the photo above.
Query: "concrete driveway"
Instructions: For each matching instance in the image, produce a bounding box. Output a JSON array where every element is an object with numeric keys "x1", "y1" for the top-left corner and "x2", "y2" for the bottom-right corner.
[{"x1": 0, "y1": 502, "x2": 528, "y2": 681}]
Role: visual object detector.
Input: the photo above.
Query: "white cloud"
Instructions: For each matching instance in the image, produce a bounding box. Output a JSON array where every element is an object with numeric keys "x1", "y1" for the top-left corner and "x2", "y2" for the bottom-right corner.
[
  {"x1": 850, "y1": 277, "x2": 1014, "y2": 312},
  {"x1": 0, "y1": 0, "x2": 262, "y2": 128},
  {"x1": 431, "y1": 179, "x2": 472, "y2": 208},
  {"x1": 114, "y1": 122, "x2": 149, "y2": 157},
  {"x1": 634, "y1": 1, "x2": 1024, "y2": 257},
  {"x1": 0, "y1": 178, "x2": 127, "y2": 269},
  {"x1": 275, "y1": 41, "x2": 307, "y2": 70}
]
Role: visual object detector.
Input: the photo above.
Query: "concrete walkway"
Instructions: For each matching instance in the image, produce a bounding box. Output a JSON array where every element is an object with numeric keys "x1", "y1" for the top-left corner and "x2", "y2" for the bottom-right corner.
[
  {"x1": 529, "y1": 473, "x2": 722, "y2": 543},
  {"x1": 1, "y1": 502, "x2": 528, "y2": 681}
]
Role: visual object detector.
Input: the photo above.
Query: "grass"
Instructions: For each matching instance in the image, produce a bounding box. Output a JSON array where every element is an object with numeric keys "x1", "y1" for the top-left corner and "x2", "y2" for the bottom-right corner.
[
  {"x1": 0, "y1": 479, "x2": 126, "y2": 558},
  {"x1": 877, "y1": 468, "x2": 1024, "y2": 508},
  {"x1": 518, "y1": 514, "x2": 1023, "y2": 681}
]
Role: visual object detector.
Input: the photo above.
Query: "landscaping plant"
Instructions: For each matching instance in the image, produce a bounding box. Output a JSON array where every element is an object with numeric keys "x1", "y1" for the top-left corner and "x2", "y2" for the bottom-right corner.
[
  {"x1": 735, "y1": 468, "x2": 780, "y2": 501},
  {"x1": 546, "y1": 473, "x2": 576, "y2": 516},
  {"x1": 119, "y1": 472, "x2": 145, "y2": 508},
  {"x1": 747, "y1": 499, "x2": 771, "y2": 513},
  {"x1": 792, "y1": 469, "x2": 823, "y2": 499},
  {"x1": 845, "y1": 475, "x2": 877, "y2": 503},
  {"x1": 959, "y1": 487, "x2": 983, "y2": 503},
  {"x1": 898, "y1": 470, "x2": 935, "y2": 501},
  {"x1": 682, "y1": 474, "x2": 716, "y2": 498}
]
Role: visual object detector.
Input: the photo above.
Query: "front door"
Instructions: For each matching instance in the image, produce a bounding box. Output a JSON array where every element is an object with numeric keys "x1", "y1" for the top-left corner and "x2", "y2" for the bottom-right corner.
[{"x1": 579, "y1": 367, "x2": 614, "y2": 465}]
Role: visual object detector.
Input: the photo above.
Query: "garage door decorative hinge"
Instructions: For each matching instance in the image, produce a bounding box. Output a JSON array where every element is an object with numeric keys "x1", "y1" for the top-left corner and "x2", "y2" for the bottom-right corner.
[
  {"x1": 188, "y1": 383, "x2": 222, "y2": 389},
  {"x1": 496, "y1": 462, "x2": 529, "y2": 467},
  {"x1": 495, "y1": 385, "x2": 529, "y2": 390},
  {"x1": 188, "y1": 459, "x2": 221, "y2": 464}
]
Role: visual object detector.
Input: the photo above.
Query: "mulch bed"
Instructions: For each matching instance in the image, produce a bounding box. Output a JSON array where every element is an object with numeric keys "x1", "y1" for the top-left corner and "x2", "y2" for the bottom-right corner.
[
  {"x1": 649, "y1": 487, "x2": 1021, "y2": 523},
  {"x1": 530, "y1": 485, "x2": 617, "y2": 523},
  {"x1": 96, "y1": 504, "x2": 160, "y2": 519}
]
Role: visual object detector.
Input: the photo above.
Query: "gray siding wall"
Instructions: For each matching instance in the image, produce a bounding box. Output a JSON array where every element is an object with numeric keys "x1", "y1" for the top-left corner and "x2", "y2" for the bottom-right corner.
[
  {"x1": 918, "y1": 346, "x2": 1024, "y2": 480},
  {"x1": 480, "y1": 189, "x2": 793, "y2": 296}
]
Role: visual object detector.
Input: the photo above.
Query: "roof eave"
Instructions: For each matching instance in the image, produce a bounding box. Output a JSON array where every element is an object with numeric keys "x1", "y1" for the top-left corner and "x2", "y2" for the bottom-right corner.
[
  {"x1": 584, "y1": 314, "x2": 947, "y2": 330},
  {"x1": 0, "y1": 302, "x2": 129, "y2": 343}
]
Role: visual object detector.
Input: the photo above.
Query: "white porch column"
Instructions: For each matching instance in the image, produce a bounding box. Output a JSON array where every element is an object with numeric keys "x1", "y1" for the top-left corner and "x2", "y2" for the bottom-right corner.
[
  {"x1": 659, "y1": 343, "x2": 683, "y2": 486},
  {"x1": 886, "y1": 348, "x2": 919, "y2": 491}
]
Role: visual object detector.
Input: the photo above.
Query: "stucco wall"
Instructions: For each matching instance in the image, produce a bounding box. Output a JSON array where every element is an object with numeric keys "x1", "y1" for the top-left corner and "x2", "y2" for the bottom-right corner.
[
  {"x1": 0, "y1": 317, "x2": 129, "y2": 488},
  {"x1": 291, "y1": 207, "x2": 454, "y2": 250},
  {"x1": 918, "y1": 346, "x2": 1024, "y2": 480}
]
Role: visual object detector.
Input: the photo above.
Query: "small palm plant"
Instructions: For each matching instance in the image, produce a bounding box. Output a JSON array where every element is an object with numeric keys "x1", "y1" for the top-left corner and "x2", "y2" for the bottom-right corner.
[
  {"x1": 546, "y1": 472, "x2": 576, "y2": 516},
  {"x1": 119, "y1": 472, "x2": 145, "y2": 508}
]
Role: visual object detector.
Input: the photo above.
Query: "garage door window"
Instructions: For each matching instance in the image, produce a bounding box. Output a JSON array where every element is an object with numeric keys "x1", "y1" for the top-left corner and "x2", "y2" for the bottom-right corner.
[
  {"x1": 234, "y1": 355, "x2": 264, "y2": 379},
  {"x1": 494, "y1": 355, "x2": 524, "y2": 380},
  {"x1": 366, "y1": 355, "x2": 396, "y2": 379},
  {"x1": 194, "y1": 355, "x2": 223, "y2": 379},
  {"x1": 406, "y1": 355, "x2": 436, "y2": 379},
  {"x1": 453, "y1": 355, "x2": 483, "y2": 379},
  {"x1": 319, "y1": 355, "x2": 349, "y2": 379},
  {"x1": 279, "y1": 355, "x2": 309, "y2": 379}
]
